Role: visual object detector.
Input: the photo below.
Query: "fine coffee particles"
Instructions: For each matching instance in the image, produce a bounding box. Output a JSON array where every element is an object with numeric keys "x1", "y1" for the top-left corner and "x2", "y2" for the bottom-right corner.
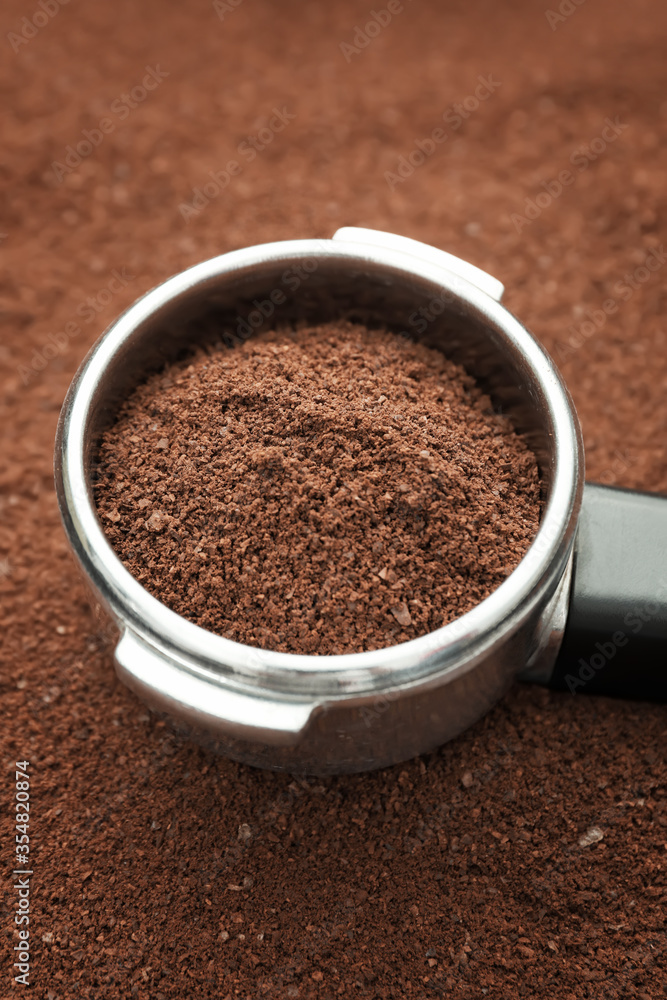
[
  {"x1": 5, "y1": 2, "x2": 667, "y2": 995},
  {"x1": 95, "y1": 322, "x2": 541, "y2": 653}
]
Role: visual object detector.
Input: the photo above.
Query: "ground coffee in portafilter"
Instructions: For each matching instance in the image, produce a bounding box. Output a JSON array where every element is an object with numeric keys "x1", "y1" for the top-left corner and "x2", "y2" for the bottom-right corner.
[{"x1": 94, "y1": 322, "x2": 541, "y2": 654}]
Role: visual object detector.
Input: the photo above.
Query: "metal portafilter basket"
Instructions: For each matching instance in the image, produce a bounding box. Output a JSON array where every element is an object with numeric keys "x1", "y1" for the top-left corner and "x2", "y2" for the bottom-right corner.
[{"x1": 54, "y1": 228, "x2": 667, "y2": 774}]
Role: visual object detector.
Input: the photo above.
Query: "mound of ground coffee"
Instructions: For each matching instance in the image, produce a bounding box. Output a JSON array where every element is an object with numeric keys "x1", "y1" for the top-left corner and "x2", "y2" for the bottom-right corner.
[{"x1": 94, "y1": 322, "x2": 541, "y2": 654}]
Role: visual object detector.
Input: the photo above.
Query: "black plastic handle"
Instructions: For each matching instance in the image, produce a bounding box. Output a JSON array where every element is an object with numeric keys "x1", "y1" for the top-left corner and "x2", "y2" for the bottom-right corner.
[{"x1": 549, "y1": 482, "x2": 667, "y2": 701}]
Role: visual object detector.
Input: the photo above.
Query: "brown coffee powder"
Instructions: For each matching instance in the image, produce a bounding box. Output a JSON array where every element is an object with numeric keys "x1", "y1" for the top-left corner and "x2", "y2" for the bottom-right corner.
[
  {"x1": 94, "y1": 321, "x2": 540, "y2": 653},
  {"x1": 5, "y1": 2, "x2": 667, "y2": 996}
]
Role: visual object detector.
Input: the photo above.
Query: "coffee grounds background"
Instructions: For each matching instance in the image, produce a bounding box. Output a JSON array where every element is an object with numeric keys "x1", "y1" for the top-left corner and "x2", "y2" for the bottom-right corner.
[
  {"x1": 94, "y1": 323, "x2": 541, "y2": 654},
  {"x1": 1, "y1": 0, "x2": 666, "y2": 997}
]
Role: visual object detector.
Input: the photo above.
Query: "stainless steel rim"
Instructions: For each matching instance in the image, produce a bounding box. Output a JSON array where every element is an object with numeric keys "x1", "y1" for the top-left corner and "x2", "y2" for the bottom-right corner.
[{"x1": 55, "y1": 232, "x2": 584, "y2": 703}]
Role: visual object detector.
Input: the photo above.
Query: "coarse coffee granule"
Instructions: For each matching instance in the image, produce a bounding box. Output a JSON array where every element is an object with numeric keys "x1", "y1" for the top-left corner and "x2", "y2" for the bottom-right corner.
[{"x1": 94, "y1": 321, "x2": 541, "y2": 654}]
